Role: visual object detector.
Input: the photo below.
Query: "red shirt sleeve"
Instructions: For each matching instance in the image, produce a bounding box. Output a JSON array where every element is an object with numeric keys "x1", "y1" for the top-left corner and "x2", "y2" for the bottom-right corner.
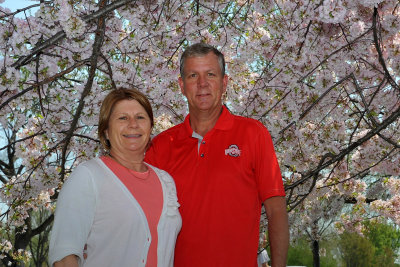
[{"x1": 253, "y1": 122, "x2": 286, "y2": 202}]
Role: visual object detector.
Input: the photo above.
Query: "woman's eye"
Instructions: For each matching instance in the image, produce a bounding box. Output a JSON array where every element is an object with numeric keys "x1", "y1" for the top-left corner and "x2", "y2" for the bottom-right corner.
[{"x1": 118, "y1": 116, "x2": 127, "y2": 120}]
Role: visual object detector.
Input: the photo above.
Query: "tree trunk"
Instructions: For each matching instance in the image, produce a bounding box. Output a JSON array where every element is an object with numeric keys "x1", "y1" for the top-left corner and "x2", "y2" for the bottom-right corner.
[{"x1": 312, "y1": 239, "x2": 320, "y2": 267}]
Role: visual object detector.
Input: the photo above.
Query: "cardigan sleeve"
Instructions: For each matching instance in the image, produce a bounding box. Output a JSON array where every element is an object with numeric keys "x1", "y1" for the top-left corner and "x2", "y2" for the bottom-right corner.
[{"x1": 49, "y1": 163, "x2": 98, "y2": 267}]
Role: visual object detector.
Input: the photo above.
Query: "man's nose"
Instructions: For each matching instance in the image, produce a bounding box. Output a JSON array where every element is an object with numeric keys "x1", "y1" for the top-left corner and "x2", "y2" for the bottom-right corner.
[{"x1": 197, "y1": 74, "x2": 208, "y2": 86}]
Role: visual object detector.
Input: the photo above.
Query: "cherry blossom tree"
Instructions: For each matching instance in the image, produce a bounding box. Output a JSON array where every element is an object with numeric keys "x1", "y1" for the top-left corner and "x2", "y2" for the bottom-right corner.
[{"x1": 0, "y1": 0, "x2": 399, "y2": 265}]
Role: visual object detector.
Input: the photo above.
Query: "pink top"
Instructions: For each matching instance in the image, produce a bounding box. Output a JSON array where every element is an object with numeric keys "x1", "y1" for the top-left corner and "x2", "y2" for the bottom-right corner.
[{"x1": 101, "y1": 156, "x2": 163, "y2": 267}]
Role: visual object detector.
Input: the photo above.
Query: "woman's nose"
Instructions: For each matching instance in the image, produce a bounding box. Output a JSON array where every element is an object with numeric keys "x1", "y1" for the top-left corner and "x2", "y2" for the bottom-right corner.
[{"x1": 128, "y1": 118, "x2": 138, "y2": 128}]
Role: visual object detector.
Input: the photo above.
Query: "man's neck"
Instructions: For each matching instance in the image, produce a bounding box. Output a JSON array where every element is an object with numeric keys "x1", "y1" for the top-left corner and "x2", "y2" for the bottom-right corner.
[{"x1": 189, "y1": 106, "x2": 223, "y2": 137}]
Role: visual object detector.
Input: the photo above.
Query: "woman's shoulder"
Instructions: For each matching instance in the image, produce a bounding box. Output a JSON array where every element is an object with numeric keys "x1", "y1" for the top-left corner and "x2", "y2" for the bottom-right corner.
[
  {"x1": 146, "y1": 163, "x2": 166, "y2": 175},
  {"x1": 77, "y1": 157, "x2": 102, "y2": 167},
  {"x1": 74, "y1": 157, "x2": 108, "y2": 172},
  {"x1": 68, "y1": 158, "x2": 108, "y2": 183},
  {"x1": 146, "y1": 163, "x2": 174, "y2": 183}
]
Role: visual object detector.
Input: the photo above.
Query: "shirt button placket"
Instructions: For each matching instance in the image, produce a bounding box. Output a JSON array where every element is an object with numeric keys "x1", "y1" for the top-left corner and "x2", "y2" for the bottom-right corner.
[{"x1": 200, "y1": 140, "x2": 206, "y2": 158}]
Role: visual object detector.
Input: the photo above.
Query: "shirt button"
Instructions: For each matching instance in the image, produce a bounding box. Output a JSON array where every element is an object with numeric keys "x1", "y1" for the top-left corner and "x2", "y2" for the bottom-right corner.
[
  {"x1": 200, "y1": 153, "x2": 204, "y2": 157},
  {"x1": 202, "y1": 141, "x2": 206, "y2": 144}
]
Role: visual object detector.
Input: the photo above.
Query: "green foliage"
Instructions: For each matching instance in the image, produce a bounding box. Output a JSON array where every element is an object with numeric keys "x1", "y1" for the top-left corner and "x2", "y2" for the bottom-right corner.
[
  {"x1": 0, "y1": 208, "x2": 52, "y2": 267},
  {"x1": 287, "y1": 221, "x2": 400, "y2": 267},
  {"x1": 363, "y1": 220, "x2": 400, "y2": 267},
  {"x1": 287, "y1": 237, "x2": 313, "y2": 267},
  {"x1": 28, "y1": 209, "x2": 52, "y2": 267},
  {"x1": 287, "y1": 236, "x2": 339, "y2": 267},
  {"x1": 338, "y1": 231, "x2": 375, "y2": 267},
  {"x1": 365, "y1": 220, "x2": 400, "y2": 252},
  {"x1": 338, "y1": 220, "x2": 400, "y2": 267}
]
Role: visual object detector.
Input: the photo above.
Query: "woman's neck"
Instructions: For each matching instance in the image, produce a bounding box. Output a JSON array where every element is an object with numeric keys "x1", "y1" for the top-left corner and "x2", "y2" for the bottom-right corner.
[{"x1": 108, "y1": 150, "x2": 147, "y2": 172}]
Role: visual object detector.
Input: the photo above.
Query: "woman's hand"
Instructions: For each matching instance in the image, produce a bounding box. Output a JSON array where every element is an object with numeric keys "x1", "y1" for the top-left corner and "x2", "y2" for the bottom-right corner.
[{"x1": 54, "y1": 255, "x2": 79, "y2": 267}]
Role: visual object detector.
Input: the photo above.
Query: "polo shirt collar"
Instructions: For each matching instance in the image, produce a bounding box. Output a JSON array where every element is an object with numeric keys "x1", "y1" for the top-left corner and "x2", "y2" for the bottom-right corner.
[{"x1": 179, "y1": 105, "x2": 234, "y2": 139}]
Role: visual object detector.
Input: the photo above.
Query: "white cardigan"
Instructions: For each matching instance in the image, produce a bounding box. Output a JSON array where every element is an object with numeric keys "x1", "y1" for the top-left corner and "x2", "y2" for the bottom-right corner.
[{"x1": 49, "y1": 158, "x2": 182, "y2": 267}]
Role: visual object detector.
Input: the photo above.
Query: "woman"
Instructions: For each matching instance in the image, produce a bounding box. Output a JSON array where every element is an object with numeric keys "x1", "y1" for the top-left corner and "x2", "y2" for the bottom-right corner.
[{"x1": 49, "y1": 88, "x2": 181, "y2": 267}]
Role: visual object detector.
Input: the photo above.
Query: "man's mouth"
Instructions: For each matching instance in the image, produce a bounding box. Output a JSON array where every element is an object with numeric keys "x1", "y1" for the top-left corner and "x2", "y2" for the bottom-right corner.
[{"x1": 197, "y1": 93, "x2": 210, "y2": 97}]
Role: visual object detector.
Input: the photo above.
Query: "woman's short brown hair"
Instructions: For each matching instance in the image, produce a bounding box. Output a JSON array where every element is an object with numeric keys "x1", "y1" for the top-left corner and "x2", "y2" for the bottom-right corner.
[{"x1": 98, "y1": 88, "x2": 154, "y2": 150}]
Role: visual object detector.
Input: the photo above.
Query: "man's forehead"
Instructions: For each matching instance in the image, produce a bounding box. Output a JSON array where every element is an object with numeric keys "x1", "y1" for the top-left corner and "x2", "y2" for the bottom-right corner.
[
  {"x1": 185, "y1": 51, "x2": 217, "y2": 59},
  {"x1": 184, "y1": 54, "x2": 219, "y2": 68}
]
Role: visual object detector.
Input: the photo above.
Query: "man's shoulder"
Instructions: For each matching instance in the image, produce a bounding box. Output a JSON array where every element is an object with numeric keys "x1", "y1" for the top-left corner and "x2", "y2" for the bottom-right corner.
[
  {"x1": 152, "y1": 122, "x2": 185, "y2": 141},
  {"x1": 231, "y1": 114, "x2": 267, "y2": 131},
  {"x1": 146, "y1": 122, "x2": 186, "y2": 164}
]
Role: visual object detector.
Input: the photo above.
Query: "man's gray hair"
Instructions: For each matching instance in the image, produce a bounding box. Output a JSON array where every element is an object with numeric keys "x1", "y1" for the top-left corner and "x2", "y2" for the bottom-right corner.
[{"x1": 179, "y1": 43, "x2": 226, "y2": 77}]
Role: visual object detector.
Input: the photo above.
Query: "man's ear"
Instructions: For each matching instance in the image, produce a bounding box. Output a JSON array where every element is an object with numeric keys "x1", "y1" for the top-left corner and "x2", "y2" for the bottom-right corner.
[
  {"x1": 222, "y1": 74, "x2": 228, "y2": 94},
  {"x1": 178, "y1": 77, "x2": 185, "y2": 95}
]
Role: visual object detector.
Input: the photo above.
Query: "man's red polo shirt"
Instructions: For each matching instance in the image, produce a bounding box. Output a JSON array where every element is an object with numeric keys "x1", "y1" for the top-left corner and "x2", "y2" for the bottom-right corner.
[{"x1": 145, "y1": 106, "x2": 285, "y2": 267}]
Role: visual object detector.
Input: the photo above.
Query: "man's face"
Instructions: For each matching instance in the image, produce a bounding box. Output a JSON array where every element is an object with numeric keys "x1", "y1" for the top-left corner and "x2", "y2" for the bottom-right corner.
[{"x1": 178, "y1": 52, "x2": 228, "y2": 114}]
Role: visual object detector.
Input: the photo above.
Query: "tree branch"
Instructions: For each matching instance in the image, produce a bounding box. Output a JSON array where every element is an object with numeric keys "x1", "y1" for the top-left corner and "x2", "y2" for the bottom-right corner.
[
  {"x1": 286, "y1": 103, "x2": 400, "y2": 192},
  {"x1": 59, "y1": 0, "x2": 107, "y2": 181},
  {"x1": 2, "y1": 0, "x2": 137, "y2": 73},
  {"x1": 279, "y1": 73, "x2": 353, "y2": 136},
  {"x1": 372, "y1": 7, "x2": 400, "y2": 92},
  {"x1": 31, "y1": 214, "x2": 54, "y2": 236},
  {"x1": 0, "y1": 60, "x2": 89, "y2": 111},
  {"x1": 297, "y1": 28, "x2": 372, "y2": 83}
]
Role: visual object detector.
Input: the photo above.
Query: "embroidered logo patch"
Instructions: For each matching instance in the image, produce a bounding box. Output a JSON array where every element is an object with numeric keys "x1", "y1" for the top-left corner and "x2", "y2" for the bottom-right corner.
[{"x1": 225, "y1": 144, "x2": 241, "y2": 157}]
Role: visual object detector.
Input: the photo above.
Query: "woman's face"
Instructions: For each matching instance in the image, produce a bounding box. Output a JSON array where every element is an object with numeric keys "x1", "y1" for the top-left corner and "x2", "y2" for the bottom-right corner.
[{"x1": 105, "y1": 99, "x2": 152, "y2": 157}]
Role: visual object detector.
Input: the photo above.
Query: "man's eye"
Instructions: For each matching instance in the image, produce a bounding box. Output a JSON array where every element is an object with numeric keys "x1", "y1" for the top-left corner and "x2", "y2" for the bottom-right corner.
[
  {"x1": 137, "y1": 116, "x2": 145, "y2": 119},
  {"x1": 189, "y1": 73, "x2": 197, "y2": 78},
  {"x1": 208, "y1": 73, "x2": 215, "y2": 76}
]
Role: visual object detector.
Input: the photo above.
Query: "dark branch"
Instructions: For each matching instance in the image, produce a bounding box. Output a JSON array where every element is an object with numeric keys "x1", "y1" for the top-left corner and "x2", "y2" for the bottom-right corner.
[
  {"x1": 59, "y1": 0, "x2": 108, "y2": 181},
  {"x1": 372, "y1": 7, "x2": 400, "y2": 92},
  {"x1": 31, "y1": 214, "x2": 54, "y2": 236},
  {"x1": 4, "y1": 0, "x2": 137, "y2": 72},
  {"x1": 344, "y1": 197, "x2": 377, "y2": 204},
  {"x1": 286, "y1": 103, "x2": 400, "y2": 191},
  {"x1": 0, "y1": 60, "x2": 89, "y2": 111},
  {"x1": 279, "y1": 73, "x2": 353, "y2": 136}
]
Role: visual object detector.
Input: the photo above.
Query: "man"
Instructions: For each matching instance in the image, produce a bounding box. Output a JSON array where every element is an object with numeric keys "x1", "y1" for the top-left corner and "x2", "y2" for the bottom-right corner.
[{"x1": 145, "y1": 43, "x2": 289, "y2": 266}]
